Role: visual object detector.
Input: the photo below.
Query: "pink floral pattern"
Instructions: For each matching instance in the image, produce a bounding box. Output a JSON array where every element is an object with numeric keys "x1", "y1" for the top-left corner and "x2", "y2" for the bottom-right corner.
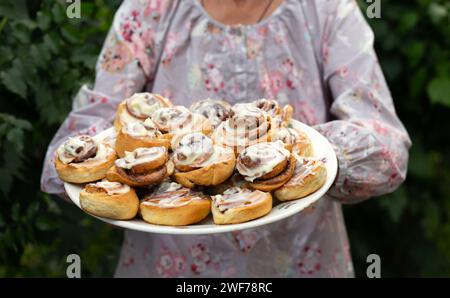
[{"x1": 41, "y1": 0, "x2": 411, "y2": 277}]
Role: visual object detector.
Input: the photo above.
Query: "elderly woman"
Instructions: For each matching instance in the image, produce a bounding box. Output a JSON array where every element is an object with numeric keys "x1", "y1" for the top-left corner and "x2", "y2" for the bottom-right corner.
[{"x1": 41, "y1": 0, "x2": 411, "y2": 277}]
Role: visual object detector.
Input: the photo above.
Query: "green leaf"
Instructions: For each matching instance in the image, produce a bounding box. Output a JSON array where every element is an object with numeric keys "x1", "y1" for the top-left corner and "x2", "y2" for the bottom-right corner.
[
  {"x1": 405, "y1": 41, "x2": 425, "y2": 69},
  {"x1": 36, "y1": 11, "x2": 51, "y2": 31},
  {"x1": 428, "y1": 3, "x2": 448, "y2": 24},
  {"x1": 10, "y1": 203, "x2": 20, "y2": 222},
  {"x1": 409, "y1": 139, "x2": 434, "y2": 179},
  {"x1": 0, "y1": 0, "x2": 28, "y2": 20},
  {"x1": 398, "y1": 11, "x2": 419, "y2": 33},
  {"x1": 11, "y1": 22, "x2": 31, "y2": 43},
  {"x1": 51, "y1": 3, "x2": 66, "y2": 24},
  {"x1": 378, "y1": 187, "x2": 408, "y2": 223},
  {"x1": 43, "y1": 33, "x2": 60, "y2": 54},
  {"x1": 427, "y1": 77, "x2": 450, "y2": 107},
  {"x1": 60, "y1": 25, "x2": 82, "y2": 44},
  {"x1": 0, "y1": 46, "x2": 13, "y2": 65},
  {"x1": 0, "y1": 64, "x2": 27, "y2": 98},
  {"x1": 409, "y1": 67, "x2": 427, "y2": 100}
]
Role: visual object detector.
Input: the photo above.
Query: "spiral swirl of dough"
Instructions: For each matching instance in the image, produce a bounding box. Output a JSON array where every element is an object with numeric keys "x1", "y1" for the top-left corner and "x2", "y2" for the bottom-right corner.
[
  {"x1": 57, "y1": 135, "x2": 98, "y2": 164},
  {"x1": 85, "y1": 181, "x2": 130, "y2": 195},
  {"x1": 285, "y1": 155, "x2": 326, "y2": 186},
  {"x1": 126, "y1": 93, "x2": 172, "y2": 119},
  {"x1": 253, "y1": 98, "x2": 282, "y2": 117},
  {"x1": 213, "y1": 104, "x2": 272, "y2": 152},
  {"x1": 212, "y1": 187, "x2": 267, "y2": 213},
  {"x1": 141, "y1": 182, "x2": 207, "y2": 208},
  {"x1": 123, "y1": 118, "x2": 162, "y2": 138},
  {"x1": 115, "y1": 147, "x2": 167, "y2": 170},
  {"x1": 190, "y1": 98, "x2": 231, "y2": 128},
  {"x1": 236, "y1": 141, "x2": 290, "y2": 182},
  {"x1": 173, "y1": 132, "x2": 215, "y2": 168},
  {"x1": 151, "y1": 106, "x2": 197, "y2": 133}
]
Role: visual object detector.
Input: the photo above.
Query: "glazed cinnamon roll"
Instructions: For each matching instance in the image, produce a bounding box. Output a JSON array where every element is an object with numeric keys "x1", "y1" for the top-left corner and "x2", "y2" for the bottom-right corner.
[
  {"x1": 114, "y1": 93, "x2": 172, "y2": 132},
  {"x1": 115, "y1": 118, "x2": 170, "y2": 157},
  {"x1": 55, "y1": 135, "x2": 116, "y2": 183},
  {"x1": 236, "y1": 141, "x2": 296, "y2": 191},
  {"x1": 189, "y1": 98, "x2": 231, "y2": 128},
  {"x1": 271, "y1": 125, "x2": 313, "y2": 157},
  {"x1": 79, "y1": 180, "x2": 139, "y2": 220},
  {"x1": 274, "y1": 156, "x2": 327, "y2": 201},
  {"x1": 253, "y1": 98, "x2": 282, "y2": 117},
  {"x1": 151, "y1": 105, "x2": 212, "y2": 136},
  {"x1": 140, "y1": 181, "x2": 211, "y2": 226},
  {"x1": 171, "y1": 132, "x2": 235, "y2": 188},
  {"x1": 252, "y1": 98, "x2": 293, "y2": 125},
  {"x1": 205, "y1": 172, "x2": 249, "y2": 196},
  {"x1": 211, "y1": 187, "x2": 272, "y2": 224},
  {"x1": 106, "y1": 147, "x2": 174, "y2": 187},
  {"x1": 212, "y1": 103, "x2": 274, "y2": 154}
]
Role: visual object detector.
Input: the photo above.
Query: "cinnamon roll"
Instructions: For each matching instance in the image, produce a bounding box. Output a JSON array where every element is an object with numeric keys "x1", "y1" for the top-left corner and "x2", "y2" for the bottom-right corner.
[
  {"x1": 236, "y1": 141, "x2": 296, "y2": 191},
  {"x1": 274, "y1": 156, "x2": 327, "y2": 201},
  {"x1": 211, "y1": 187, "x2": 272, "y2": 224},
  {"x1": 252, "y1": 98, "x2": 293, "y2": 125},
  {"x1": 172, "y1": 132, "x2": 235, "y2": 188},
  {"x1": 212, "y1": 103, "x2": 274, "y2": 154},
  {"x1": 189, "y1": 98, "x2": 231, "y2": 128},
  {"x1": 106, "y1": 147, "x2": 174, "y2": 187},
  {"x1": 79, "y1": 180, "x2": 139, "y2": 220},
  {"x1": 115, "y1": 118, "x2": 170, "y2": 157},
  {"x1": 140, "y1": 181, "x2": 211, "y2": 226},
  {"x1": 151, "y1": 105, "x2": 212, "y2": 137},
  {"x1": 55, "y1": 135, "x2": 116, "y2": 183},
  {"x1": 253, "y1": 98, "x2": 282, "y2": 117},
  {"x1": 114, "y1": 93, "x2": 172, "y2": 132},
  {"x1": 271, "y1": 125, "x2": 313, "y2": 157},
  {"x1": 205, "y1": 172, "x2": 249, "y2": 196}
]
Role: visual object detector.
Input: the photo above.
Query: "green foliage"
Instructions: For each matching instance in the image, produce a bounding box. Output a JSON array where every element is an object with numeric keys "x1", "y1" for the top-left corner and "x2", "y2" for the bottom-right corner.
[
  {"x1": 346, "y1": 0, "x2": 450, "y2": 277},
  {"x1": 0, "y1": 0, "x2": 449, "y2": 277},
  {"x1": 0, "y1": 0, "x2": 122, "y2": 277}
]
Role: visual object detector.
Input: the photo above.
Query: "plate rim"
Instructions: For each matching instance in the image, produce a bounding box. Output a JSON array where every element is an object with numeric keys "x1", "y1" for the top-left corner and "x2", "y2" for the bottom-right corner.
[{"x1": 64, "y1": 120, "x2": 337, "y2": 235}]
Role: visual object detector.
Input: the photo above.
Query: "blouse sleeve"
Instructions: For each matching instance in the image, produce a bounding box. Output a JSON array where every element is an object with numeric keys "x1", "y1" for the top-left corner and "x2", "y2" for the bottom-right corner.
[
  {"x1": 312, "y1": 0, "x2": 412, "y2": 204},
  {"x1": 40, "y1": 0, "x2": 178, "y2": 194}
]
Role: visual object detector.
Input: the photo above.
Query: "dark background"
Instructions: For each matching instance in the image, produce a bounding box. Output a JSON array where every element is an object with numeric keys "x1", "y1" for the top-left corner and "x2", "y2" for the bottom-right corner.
[{"x1": 0, "y1": 0, "x2": 449, "y2": 277}]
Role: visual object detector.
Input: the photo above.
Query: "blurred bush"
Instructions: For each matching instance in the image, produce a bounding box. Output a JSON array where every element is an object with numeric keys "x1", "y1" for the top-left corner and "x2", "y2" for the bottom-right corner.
[
  {"x1": 0, "y1": 0, "x2": 448, "y2": 277},
  {"x1": 0, "y1": 0, "x2": 122, "y2": 277}
]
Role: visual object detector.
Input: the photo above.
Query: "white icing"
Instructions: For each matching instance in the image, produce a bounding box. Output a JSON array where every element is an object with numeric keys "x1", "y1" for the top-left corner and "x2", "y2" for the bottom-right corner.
[
  {"x1": 127, "y1": 93, "x2": 167, "y2": 118},
  {"x1": 115, "y1": 147, "x2": 166, "y2": 169},
  {"x1": 286, "y1": 154, "x2": 325, "y2": 186},
  {"x1": 173, "y1": 132, "x2": 214, "y2": 166},
  {"x1": 151, "y1": 106, "x2": 192, "y2": 132},
  {"x1": 123, "y1": 118, "x2": 161, "y2": 138},
  {"x1": 87, "y1": 181, "x2": 130, "y2": 195},
  {"x1": 57, "y1": 136, "x2": 96, "y2": 164},
  {"x1": 142, "y1": 182, "x2": 207, "y2": 208},
  {"x1": 212, "y1": 187, "x2": 267, "y2": 212},
  {"x1": 213, "y1": 105, "x2": 271, "y2": 151},
  {"x1": 190, "y1": 98, "x2": 231, "y2": 128},
  {"x1": 237, "y1": 141, "x2": 290, "y2": 182}
]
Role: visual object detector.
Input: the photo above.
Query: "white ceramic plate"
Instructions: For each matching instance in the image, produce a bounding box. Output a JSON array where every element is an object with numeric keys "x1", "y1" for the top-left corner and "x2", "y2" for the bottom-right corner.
[{"x1": 65, "y1": 120, "x2": 337, "y2": 235}]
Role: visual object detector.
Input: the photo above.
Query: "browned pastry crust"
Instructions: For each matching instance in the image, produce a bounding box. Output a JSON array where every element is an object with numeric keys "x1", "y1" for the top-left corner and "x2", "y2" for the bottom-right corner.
[
  {"x1": 106, "y1": 161, "x2": 174, "y2": 187},
  {"x1": 139, "y1": 183, "x2": 211, "y2": 226},
  {"x1": 172, "y1": 154, "x2": 235, "y2": 188},
  {"x1": 274, "y1": 157, "x2": 327, "y2": 201},
  {"x1": 79, "y1": 183, "x2": 139, "y2": 220},
  {"x1": 114, "y1": 93, "x2": 173, "y2": 132},
  {"x1": 211, "y1": 188, "x2": 272, "y2": 224},
  {"x1": 249, "y1": 154, "x2": 297, "y2": 191},
  {"x1": 55, "y1": 143, "x2": 116, "y2": 184},
  {"x1": 115, "y1": 128, "x2": 171, "y2": 157}
]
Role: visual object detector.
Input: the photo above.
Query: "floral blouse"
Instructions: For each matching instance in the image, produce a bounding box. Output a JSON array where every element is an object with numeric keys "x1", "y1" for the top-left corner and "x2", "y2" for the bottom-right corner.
[{"x1": 41, "y1": 0, "x2": 411, "y2": 277}]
